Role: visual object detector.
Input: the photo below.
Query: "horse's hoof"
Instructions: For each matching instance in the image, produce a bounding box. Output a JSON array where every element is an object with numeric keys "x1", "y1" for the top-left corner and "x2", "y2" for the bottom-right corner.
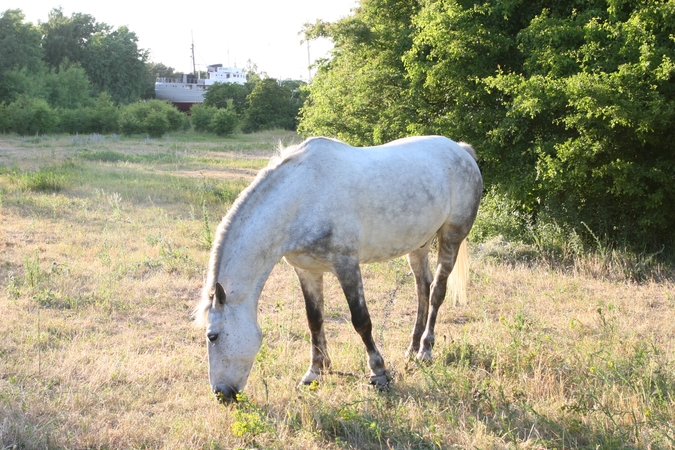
[
  {"x1": 405, "y1": 346, "x2": 419, "y2": 360},
  {"x1": 416, "y1": 350, "x2": 433, "y2": 363},
  {"x1": 368, "y1": 371, "x2": 391, "y2": 391},
  {"x1": 300, "y1": 369, "x2": 322, "y2": 385}
]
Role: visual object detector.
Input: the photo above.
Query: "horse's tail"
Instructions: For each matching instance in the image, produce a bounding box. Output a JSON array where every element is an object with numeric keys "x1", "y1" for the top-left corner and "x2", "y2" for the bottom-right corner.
[{"x1": 449, "y1": 238, "x2": 469, "y2": 306}]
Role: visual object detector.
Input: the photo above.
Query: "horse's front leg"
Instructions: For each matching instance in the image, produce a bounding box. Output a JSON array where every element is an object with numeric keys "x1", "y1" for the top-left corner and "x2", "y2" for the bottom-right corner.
[
  {"x1": 334, "y1": 256, "x2": 390, "y2": 387},
  {"x1": 294, "y1": 267, "x2": 331, "y2": 385}
]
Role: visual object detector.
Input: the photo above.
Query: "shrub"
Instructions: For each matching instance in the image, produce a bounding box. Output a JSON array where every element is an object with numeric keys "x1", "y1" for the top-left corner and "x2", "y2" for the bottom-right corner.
[
  {"x1": 144, "y1": 110, "x2": 170, "y2": 138},
  {"x1": 91, "y1": 93, "x2": 119, "y2": 134},
  {"x1": 190, "y1": 103, "x2": 217, "y2": 132},
  {"x1": 0, "y1": 103, "x2": 9, "y2": 133},
  {"x1": 119, "y1": 100, "x2": 183, "y2": 137},
  {"x1": 210, "y1": 107, "x2": 238, "y2": 136},
  {"x1": 469, "y1": 187, "x2": 529, "y2": 244},
  {"x1": 6, "y1": 96, "x2": 59, "y2": 135},
  {"x1": 58, "y1": 107, "x2": 94, "y2": 134}
]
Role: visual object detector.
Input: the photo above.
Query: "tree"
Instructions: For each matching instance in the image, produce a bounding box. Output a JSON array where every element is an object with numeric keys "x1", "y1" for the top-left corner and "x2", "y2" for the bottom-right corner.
[
  {"x1": 45, "y1": 62, "x2": 94, "y2": 109},
  {"x1": 82, "y1": 26, "x2": 149, "y2": 104},
  {"x1": 0, "y1": 9, "x2": 45, "y2": 103},
  {"x1": 41, "y1": 8, "x2": 100, "y2": 69},
  {"x1": 204, "y1": 82, "x2": 251, "y2": 115},
  {"x1": 243, "y1": 78, "x2": 296, "y2": 133},
  {"x1": 299, "y1": 0, "x2": 420, "y2": 145},
  {"x1": 299, "y1": 0, "x2": 675, "y2": 248},
  {"x1": 0, "y1": 67, "x2": 48, "y2": 104}
]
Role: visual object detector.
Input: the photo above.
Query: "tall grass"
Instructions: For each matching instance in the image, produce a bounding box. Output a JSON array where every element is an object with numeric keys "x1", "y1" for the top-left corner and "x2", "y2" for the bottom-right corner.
[{"x1": 470, "y1": 188, "x2": 671, "y2": 282}]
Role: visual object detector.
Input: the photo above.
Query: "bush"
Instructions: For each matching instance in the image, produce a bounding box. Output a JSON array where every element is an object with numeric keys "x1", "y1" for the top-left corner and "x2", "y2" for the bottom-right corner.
[
  {"x1": 6, "y1": 96, "x2": 59, "y2": 135},
  {"x1": 190, "y1": 103, "x2": 217, "y2": 132},
  {"x1": 469, "y1": 187, "x2": 529, "y2": 244},
  {"x1": 0, "y1": 103, "x2": 9, "y2": 133},
  {"x1": 58, "y1": 107, "x2": 94, "y2": 134},
  {"x1": 91, "y1": 93, "x2": 119, "y2": 134},
  {"x1": 119, "y1": 100, "x2": 184, "y2": 137},
  {"x1": 210, "y1": 108, "x2": 238, "y2": 136},
  {"x1": 144, "y1": 110, "x2": 170, "y2": 138}
]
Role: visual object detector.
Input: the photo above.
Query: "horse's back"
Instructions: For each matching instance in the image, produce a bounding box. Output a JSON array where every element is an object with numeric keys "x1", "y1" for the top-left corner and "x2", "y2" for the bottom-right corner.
[
  {"x1": 282, "y1": 136, "x2": 482, "y2": 265},
  {"x1": 294, "y1": 136, "x2": 481, "y2": 215}
]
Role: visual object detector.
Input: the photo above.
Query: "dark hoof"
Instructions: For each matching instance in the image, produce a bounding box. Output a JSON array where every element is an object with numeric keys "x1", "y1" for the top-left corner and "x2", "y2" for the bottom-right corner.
[{"x1": 368, "y1": 372, "x2": 392, "y2": 391}]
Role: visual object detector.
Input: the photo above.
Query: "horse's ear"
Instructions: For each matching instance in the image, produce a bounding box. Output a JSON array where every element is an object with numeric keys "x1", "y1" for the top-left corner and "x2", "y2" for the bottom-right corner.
[{"x1": 213, "y1": 282, "x2": 226, "y2": 308}]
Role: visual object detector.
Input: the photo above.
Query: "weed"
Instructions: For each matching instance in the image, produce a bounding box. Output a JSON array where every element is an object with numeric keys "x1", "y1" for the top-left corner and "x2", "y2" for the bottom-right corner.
[
  {"x1": 6, "y1": 271, "x2": 21, "y2": 299},
  {"x1": 24, "y1": 251, "x2": 45, "y2": 289},
  {"x1": 107, "y1": 192, "x2": 123, "y2": 220},
  {"x1": 231, "y1": 393, "x2": 273, "y2": 437},
  {"x1": 201, "y1": 199, "x2": 213, "y2": 250}
]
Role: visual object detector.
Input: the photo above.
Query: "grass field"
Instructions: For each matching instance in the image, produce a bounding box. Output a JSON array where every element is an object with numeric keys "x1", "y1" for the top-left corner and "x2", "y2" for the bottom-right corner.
[{"x1": 1, "y1": 131, "x2": 674, "y2": 449}]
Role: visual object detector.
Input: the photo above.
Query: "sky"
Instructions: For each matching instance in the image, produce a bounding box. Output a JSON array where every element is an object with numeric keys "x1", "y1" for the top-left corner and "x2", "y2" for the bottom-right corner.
[{"x1": 10, "y1": 0, "x2": 359, "y2": 81}]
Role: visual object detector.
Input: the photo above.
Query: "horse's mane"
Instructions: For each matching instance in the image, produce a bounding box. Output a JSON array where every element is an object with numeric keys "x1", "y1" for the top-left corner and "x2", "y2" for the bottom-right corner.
[{"x1": 194, "y1": 140, "x2": 313, "y2": 326}]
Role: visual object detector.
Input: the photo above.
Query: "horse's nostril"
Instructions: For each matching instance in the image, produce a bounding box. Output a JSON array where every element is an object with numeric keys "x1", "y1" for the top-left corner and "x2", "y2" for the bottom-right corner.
[{"x1": 207, "y1": 332, "x2": 218, "y2": 342}]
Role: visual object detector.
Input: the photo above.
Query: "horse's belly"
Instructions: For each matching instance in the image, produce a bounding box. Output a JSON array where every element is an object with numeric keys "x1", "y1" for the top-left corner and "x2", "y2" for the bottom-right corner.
[{"x1": 357, "y1": 214, "x2": 445, "y2": 264}]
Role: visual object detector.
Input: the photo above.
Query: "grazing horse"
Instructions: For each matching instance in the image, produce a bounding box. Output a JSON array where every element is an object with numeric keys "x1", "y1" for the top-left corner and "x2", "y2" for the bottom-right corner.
[{"x1": 195, "y1": 135, "x2": 483, "y2": 401}]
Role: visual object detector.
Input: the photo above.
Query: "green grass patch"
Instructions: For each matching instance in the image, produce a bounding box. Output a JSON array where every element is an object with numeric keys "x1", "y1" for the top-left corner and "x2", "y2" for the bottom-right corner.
[{"x1": 6, "y1": 164, "x2": 74, "y2": 192}]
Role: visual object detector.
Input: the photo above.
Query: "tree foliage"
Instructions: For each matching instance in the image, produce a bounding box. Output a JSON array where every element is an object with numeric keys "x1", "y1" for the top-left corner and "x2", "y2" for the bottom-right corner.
[
  {"x1": 204, "y1": 82, "x2": 250, "y2": 115},
  {"x1": 79, "y1": 25, "x2": 149, "y2": 104},
  {"x1": 0, "y1": 10, "x2": 46, "y2": 102},
  {"x1": 300, "y1": 0, "x2": 675, "y2": 248},
  {"x1": 41, "y1": 8, "x2": 100, "y2": 69},
  {"x1": 1, "y1": 8, "x2": 148, "y2": 106},
  {"x1": 299, "y1": 0, "x2": 419, "y2": 145},
  {"x1": 243, "y1": 78, "x2": 303, "y2": 133},
  {"x1": 0, "y1": 9, "x2": 44, "y2": 75}
]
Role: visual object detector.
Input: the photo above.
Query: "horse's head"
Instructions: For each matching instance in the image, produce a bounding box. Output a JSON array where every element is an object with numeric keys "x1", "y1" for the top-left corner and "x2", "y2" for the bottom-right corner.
[{"x1": 204, "y1": 282, "x2": 262, "y2": 403}]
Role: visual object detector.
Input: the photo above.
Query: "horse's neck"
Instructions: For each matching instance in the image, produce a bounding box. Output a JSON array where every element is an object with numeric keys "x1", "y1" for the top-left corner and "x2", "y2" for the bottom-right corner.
[{"x1": 214, "y1": 181, "x2": 291, "y2": 306}]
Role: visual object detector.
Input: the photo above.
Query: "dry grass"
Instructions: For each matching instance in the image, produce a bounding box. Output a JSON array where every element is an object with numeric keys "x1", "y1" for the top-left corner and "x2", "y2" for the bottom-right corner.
[{"x1": 1, "y1": 132, "x2": 674, "y2": 449}]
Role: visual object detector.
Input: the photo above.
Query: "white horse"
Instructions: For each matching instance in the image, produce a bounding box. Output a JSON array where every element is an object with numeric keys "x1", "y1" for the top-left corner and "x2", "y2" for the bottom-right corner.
[{"x1": 195, "y1": 135, "x2": 483, "y2": 401}]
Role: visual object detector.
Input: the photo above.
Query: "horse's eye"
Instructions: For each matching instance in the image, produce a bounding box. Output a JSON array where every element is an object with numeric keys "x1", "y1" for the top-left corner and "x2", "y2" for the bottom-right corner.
[{"x1": 207, "y1": 333, "x2": 218, "y2": 342}]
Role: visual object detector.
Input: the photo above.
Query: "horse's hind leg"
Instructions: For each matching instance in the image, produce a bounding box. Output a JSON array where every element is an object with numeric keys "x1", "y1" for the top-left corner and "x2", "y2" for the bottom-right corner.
[
  {"x1": 295, "y1": 267, "x2": 331, "y2": 384},
  {"x1": 333, "y1": 256, "x2": 390, "y2": 387},
  {"x1": 405, "y1": 241, "x2": 433, "y2": 359},
  {"x1": 417, "y1": 227, "x2": 464, "y2": 361}
]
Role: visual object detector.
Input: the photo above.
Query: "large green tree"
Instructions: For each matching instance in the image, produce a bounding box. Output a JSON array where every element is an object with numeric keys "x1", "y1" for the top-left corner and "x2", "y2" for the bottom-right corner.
[
  {"x1": 243, "y1": 78, "x2": 299, "y2": 132},
  {"x1": 0, "y1": 9, "x2": 45, "y2": 103},
  {"x1": 300, "y1": 0, "x2": 675, "y2": 248},
  {"x1": 40, "y1": 8, "x2": 148, "y2": 104},
  {"x1": 299, "y1": 0, "x2": 420, "y2": 145},
  {"x1": 204, "y1": 82, "x2": 251, "y2": 115},
  {"x1": 41, "y1": 8, "x2": 100, "y2": 68},
  {"x1": 81, "y1": 25, "x2": 149, "y2": 104}
]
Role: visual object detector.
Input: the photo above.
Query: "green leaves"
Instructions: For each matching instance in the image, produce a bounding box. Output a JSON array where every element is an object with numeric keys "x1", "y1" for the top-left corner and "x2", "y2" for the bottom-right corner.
[{"x1": 300, "y1": 0, "x2": 675, "y2": 249}]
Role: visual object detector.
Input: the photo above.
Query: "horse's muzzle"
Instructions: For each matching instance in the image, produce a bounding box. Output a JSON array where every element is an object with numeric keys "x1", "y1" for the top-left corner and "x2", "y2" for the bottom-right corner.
[{"x1": 214, "y1": 386, "x2": 239, "y2": 404}]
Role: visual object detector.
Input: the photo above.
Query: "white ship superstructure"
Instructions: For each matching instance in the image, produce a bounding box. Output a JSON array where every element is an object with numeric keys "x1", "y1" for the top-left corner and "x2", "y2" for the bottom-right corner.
[{"x1": 155, "y1": 64, "x2": 246, "y2": 111}]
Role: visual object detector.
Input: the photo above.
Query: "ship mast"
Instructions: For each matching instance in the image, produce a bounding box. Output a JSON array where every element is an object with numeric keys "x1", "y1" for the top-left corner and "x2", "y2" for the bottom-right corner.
[{"x1": 191, "y1": 32, "x2": 198, "y2": 79}]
